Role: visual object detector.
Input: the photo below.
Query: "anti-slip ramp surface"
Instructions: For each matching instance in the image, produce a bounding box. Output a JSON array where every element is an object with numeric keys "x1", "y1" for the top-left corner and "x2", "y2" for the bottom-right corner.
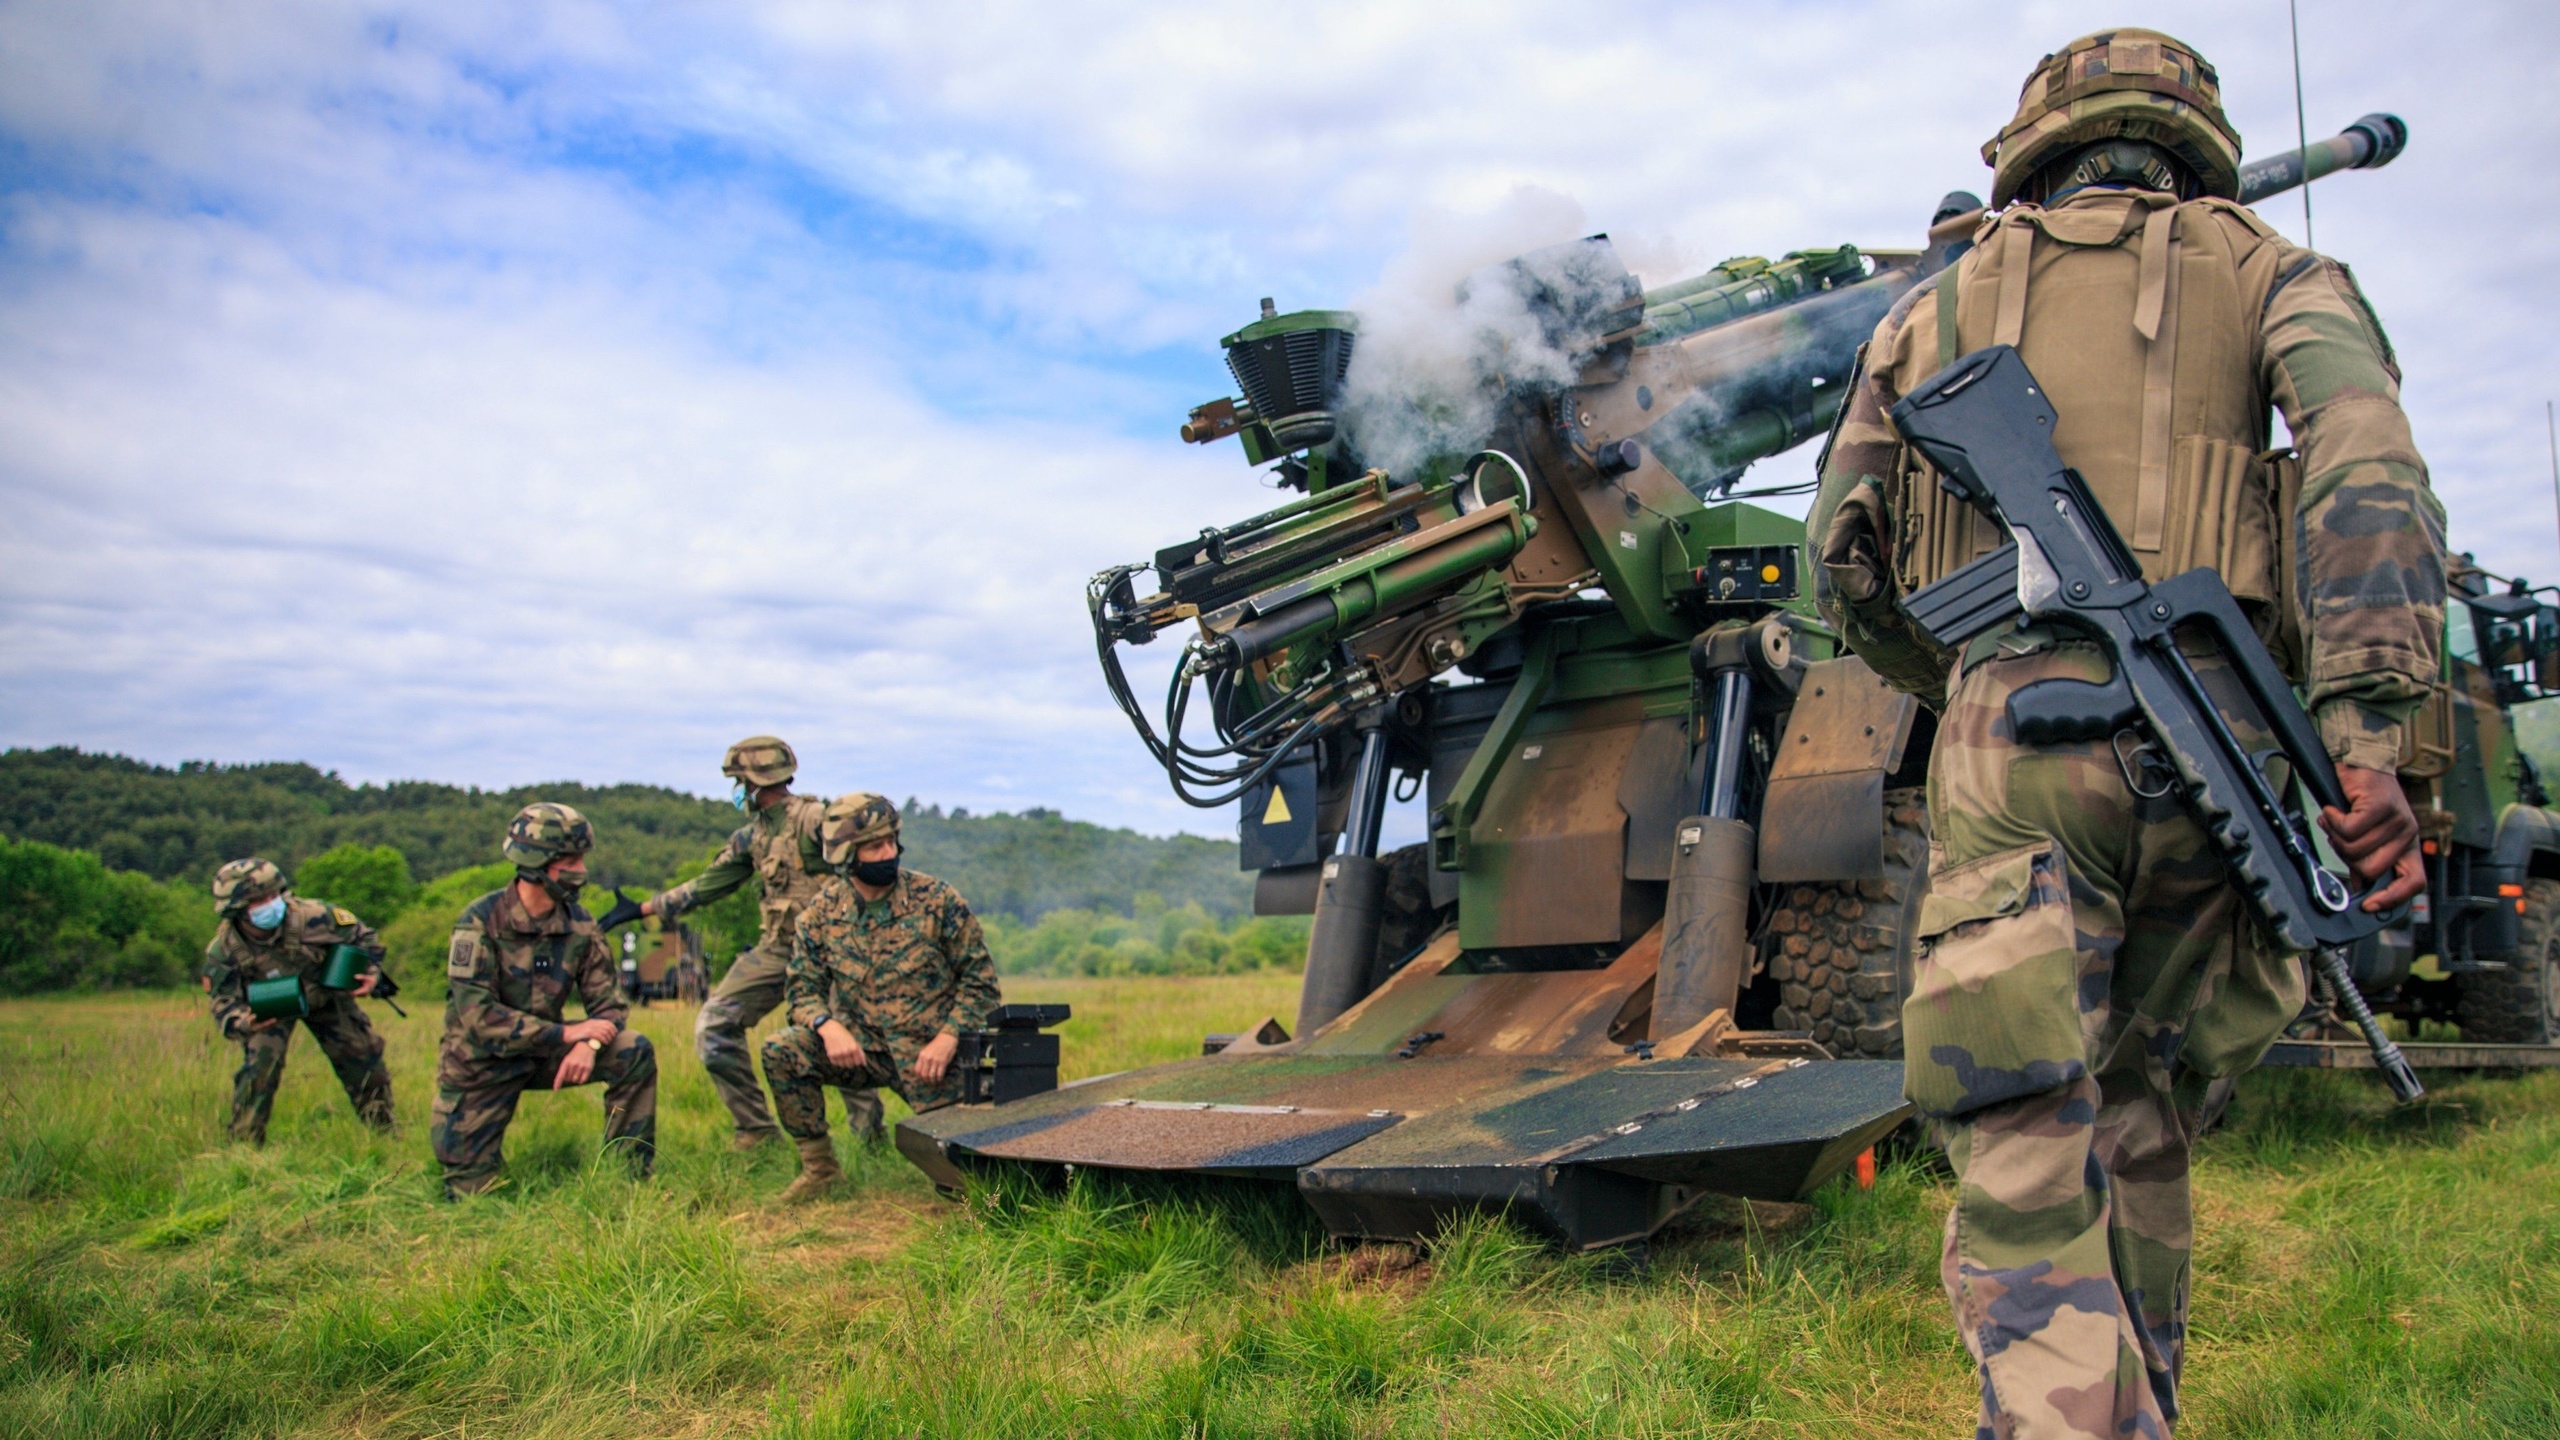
[{"x1": 896, "y1": 1052, "x2": 1911, "y2": 1250}]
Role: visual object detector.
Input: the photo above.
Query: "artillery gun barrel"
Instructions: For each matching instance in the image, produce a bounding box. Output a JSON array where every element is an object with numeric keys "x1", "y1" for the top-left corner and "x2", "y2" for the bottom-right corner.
[
  {"x1": 2236, "y1": 113, "x2": 2407, "y2": 206},
  {"x1": 1213, "y1": 503, "x2": 1533, "y2": 666}
]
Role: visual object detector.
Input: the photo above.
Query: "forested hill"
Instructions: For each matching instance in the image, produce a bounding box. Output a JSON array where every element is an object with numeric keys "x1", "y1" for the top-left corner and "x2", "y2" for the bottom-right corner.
[{"x1": 0, "y1": 748, "x2": 1249, "y2": 922}]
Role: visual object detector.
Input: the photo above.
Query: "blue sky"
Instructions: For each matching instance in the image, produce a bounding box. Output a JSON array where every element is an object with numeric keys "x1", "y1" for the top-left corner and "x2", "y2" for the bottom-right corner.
[{"x1": 3, "y1": 0, "x2": 2556, "y2": 839}]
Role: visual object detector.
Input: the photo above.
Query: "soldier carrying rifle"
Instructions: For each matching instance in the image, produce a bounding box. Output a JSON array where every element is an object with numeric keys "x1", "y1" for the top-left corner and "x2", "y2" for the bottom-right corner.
[{"x1": 1811, "y1": 28, "x2": 2441, "y2": 1438}]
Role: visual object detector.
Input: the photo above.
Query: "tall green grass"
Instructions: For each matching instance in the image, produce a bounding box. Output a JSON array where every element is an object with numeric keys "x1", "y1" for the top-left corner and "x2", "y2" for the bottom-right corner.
[{"x1": 2, "y1": 986, "x2": 2556, "y2": 1438}]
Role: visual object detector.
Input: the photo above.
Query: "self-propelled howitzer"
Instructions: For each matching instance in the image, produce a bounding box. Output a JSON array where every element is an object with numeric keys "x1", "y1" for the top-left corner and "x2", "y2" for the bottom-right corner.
[{"x1": 907, "y1": 118, "x2": 2409, "y2": 1253}]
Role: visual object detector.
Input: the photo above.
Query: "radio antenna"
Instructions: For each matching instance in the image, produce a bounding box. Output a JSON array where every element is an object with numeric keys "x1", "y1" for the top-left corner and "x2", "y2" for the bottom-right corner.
[
  {"x1": 2548, "y1": 400, "x2": 2558, "y2": 568},
  {"x1": 2290, "y1": 0, "x2": 2315, "y2": 248}
]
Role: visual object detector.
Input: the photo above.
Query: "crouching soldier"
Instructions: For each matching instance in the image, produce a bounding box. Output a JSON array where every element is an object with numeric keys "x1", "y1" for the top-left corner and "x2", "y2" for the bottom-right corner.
[
  {"x1": 433, "y1": 802, "x2": 658, "y2": 1198},
  {"x1": 764, "y1": 792, "x2": 1000, "y2": 1200},
  {"x1": 203, "y1": 857, "x2": 395, "y2": 1143}
]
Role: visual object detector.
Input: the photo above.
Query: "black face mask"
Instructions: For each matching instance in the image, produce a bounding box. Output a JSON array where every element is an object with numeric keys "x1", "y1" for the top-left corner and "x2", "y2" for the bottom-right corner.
[{"x1": 851, "y1": 856, "x2": 900, "y2": 889}]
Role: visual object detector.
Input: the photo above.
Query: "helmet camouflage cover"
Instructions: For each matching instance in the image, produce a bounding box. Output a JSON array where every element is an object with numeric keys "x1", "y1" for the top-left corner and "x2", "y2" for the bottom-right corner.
[
  {"x1": 721, "y1": 735, "x2": 798, "y2": 788},
  {"x1": 211, "y1": 857, "x2": 288, "y2": 915},
  {"x1": 503, "y1": 801, "x2": 595, "y2": 869},
  {"x1": 1983, "y1": 28, "x2": 2242, "y2": 208},
  {"x1": 819, "y1": 791, "x2": 901, "y2": 868}
]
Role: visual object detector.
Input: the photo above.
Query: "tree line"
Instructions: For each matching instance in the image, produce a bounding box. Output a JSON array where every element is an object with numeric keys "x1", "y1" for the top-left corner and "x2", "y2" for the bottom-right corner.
[
  {"x1": 0, "y1": 748, "x2": 1292, "y2": 996},
  {"x1": 0, "y1": 748, "x2": 1252, "y2": 921}
]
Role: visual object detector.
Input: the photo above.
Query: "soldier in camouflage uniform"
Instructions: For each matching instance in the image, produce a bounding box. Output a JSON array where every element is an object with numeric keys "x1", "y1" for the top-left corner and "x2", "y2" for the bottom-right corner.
[
  {"x1": 1809, "y1": 30, "x2": 2440, "y2": 1437},
  {"x1": 433, "y1": 803, "x2": 658, "y2": 1197},
  {"x1": 202, "y1": 858, "x2": 395, "y2": 1144},
  {"x1": 763, "y1": 792, "x2": 1001, "y2": 1200},
  {"x1": 605, "y1": 736, "x2": 879, "y2": 1148}
]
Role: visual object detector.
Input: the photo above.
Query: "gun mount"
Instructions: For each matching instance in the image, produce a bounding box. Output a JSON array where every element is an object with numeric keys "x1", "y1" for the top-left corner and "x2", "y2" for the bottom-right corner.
[{"x1": 907, "y1": 119, "x2": 2415, "y2": 1252}]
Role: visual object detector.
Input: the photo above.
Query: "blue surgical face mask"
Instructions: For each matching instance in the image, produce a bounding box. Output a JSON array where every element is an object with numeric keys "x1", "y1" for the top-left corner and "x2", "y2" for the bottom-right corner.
[
  {"x1": 246, "y1": 895, "x2": 288, "y2": 930},
  {"x1": 730, "y1": 780, "x2": 751, "y2": 811}
]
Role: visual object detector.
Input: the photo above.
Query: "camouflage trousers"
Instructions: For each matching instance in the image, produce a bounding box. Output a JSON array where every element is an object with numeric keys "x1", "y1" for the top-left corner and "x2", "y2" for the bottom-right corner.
[
  {"x1": 431, "y1": 1031, "x2": 658, "y2": 1197},
  {"x1": 761, "y1": 1025, "x2": 959, "y2": 1141},
  {"x1": 228, "y1": 999, "x2": 393, "y2": 1144},
  {"x1": 699, "y1": 945, "x2": 881, "y2": 1141},
  {"x1": 1909, "y1": 633, "x2": 2303, "y2": 1439}
]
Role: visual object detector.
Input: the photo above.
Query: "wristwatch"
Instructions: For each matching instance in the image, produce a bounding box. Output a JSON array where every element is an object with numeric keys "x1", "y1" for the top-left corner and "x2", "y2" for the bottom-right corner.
[{"x1": 583, "y1": 1036, "x2": 604, "y2": 1053}]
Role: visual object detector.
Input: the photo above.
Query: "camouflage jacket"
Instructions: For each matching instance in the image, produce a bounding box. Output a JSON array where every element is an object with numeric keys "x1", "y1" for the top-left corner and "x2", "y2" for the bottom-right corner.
[
  {"x1": 650, "y1": 792, "x2": 829, "y2": 948},
  {"x1": 787, "y1": 869, "x2": 1000, "y2": 1052},
  {"x1": 204, "y1": 897, "x2": 381, "y2": 1039},
  {"x1": 1811, "y1": 190, "x2": 2445, "y2": 772},
  {"x1": 441, "y1": 885, "x2": 625, "y2": 1075}
]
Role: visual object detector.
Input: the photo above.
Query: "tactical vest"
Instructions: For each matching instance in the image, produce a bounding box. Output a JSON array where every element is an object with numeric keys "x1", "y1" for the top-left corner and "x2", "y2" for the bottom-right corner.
[
  {"x1": 754, "y1": 794, "x2": 832, "y2": 944},
  {"x1": 1889, "y1": 189, "x2": 2302, "y2": 667}
]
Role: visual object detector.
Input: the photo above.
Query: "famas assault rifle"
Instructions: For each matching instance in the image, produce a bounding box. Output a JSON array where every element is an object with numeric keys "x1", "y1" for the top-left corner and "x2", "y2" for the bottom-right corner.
[{"x1": 1890, "y1": 344, "x2": 2423, "y2": 1102}]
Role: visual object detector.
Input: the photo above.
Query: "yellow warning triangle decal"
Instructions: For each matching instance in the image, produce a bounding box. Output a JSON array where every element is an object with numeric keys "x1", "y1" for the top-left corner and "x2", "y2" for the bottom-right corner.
[{"x1": 1262, "y1": 787, "x2": 1294, "y2": 826}]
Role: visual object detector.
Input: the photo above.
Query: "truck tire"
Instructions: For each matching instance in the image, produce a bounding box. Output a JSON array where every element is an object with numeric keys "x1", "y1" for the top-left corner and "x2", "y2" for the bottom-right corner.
[
  {"x1": 2456, "y1": 875, "x2": 2560, "y2": 1044},
  {"x1": 1761, "y1": 787, "x2": 1931, "y2": 1059},
  {"x1": 1369, "y1": 843, "x2": 1450, "y2": 987}
]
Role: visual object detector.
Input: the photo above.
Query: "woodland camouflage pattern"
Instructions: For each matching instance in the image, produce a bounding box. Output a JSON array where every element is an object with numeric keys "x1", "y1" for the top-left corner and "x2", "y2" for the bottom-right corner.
[
  {"x1": 721, "y1": 734, "x2": 798, "y2": 787},
  {"x1": 1908, "y1": 638, "x2": 2303, "y2": 1436},
  {"x1": 209, "y1": 857, "x2": 288, "y2": 916},
  {"x1": 1982, "y1": 29, "x2": 2242, "y2": 206},
  {"x1": 203, "y1": 896, "x2": 392, "y2": 1142},
  {"x1": 1811, "y1": 144, "x2": 2438, "y2": 1437},
  {"x1": 435, "y1": 885, "x2": 655, "y2": 1193},
  {"x1": 501, "y1": 800, "x2": 594, "y2": 869},
  {"x1": 768, "y1": 868, "x2": 1000, "y2": 1130},
  {"x1": 650, "y1": 791, "x2": 867, "y2": 1139},
  {"x1": 1813, "y1": 195, "x2": 2444, "y2": 773}
]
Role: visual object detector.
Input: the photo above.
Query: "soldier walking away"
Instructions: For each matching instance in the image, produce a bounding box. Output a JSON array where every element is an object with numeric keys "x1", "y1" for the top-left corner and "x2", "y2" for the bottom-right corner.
[
  {"x1": 433, "y1": 803, "x2": 658, "y2": 1198},
  {"x1": 599, "y1": 736, "x2": 881, "y2": 1149},
  {"x1": 203, "y1": 858, "x2": 396, "y2": 1144},
  {"x1": 1810, "y1": 29, "x2": 2440, "y2": 1437},
  {"x1": 764, "y1": 793, "x2": 1001, "y2": 1201}
]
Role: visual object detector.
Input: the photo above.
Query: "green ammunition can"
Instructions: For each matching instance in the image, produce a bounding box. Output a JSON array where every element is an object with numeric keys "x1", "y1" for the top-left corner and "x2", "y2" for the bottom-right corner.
[
  {"x1": 245, "y1": 974, "x2": 308, "y2": 1021},
  {"x1": 322, "y1": 943, "x2": 368, "y2": 990}
]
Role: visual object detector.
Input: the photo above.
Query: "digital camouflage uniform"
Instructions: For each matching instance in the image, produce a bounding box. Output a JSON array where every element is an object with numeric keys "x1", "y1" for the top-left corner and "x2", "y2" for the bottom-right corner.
[
  {"x1": 650, "y1": 742, "x2": 881, "y2": 1142},
  {"x1": 766, "y1": 868, "x2": 1002, "y2": 1136},
  {"x1": 434, "y1": 885, "x2": 657, "y2": 1195},
  {"x1": 1809, "y1": 30, "x2": 2444, "y2": 1438},
  {"x1": 203, "y1": 895, "x2": 394, "y2": 1144}
]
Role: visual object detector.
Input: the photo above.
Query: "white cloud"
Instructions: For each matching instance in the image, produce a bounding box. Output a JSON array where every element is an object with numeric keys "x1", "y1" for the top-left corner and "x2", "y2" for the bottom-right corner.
[{"x1": 2, "y1": 0, "x2": 2557, "y2": 845}]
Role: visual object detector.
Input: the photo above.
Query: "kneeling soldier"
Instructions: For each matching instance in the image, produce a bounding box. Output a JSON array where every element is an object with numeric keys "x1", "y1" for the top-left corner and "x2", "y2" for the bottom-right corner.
[
  {"x1": 765, "y1": 792, "x2": 1000, "y2": 1200},
  {"x1": 203, "y1": 858, "x2": 395, "y2": 1144},
  {"x1": 433, "y1": 802, "x2": 658, "y2": 1197}
]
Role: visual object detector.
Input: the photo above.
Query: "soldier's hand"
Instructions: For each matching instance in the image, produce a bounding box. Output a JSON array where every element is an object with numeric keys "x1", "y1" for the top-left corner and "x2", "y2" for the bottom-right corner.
[
  {"x1": 2321, "y1": 765, "x2": 2426, "y2": 912},
  {"x1": 914, "y1": 1031, "x2": 960, "y2": 1083},
  {"x1": 354, "y1": 971, "x2": 379, "y2": 997},
  {"x1": 596, "y1": 889, "x2": 646, "y2": 932},
  {"x1": 239, "y1": 1016, "x2": 277, "y2": 1035},
  {"x1": 817, "y1": 1019, "x2": 865, "y2": 1070},
  {"x1": 554, "y1": 1043, "x2": 596, "y2": 1089}
]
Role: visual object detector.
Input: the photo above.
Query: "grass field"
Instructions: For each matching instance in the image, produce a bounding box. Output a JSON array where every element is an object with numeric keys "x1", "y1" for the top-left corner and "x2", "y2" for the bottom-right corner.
[{"x1": 2, "y1": 981, "x2": 2555, "y2": 1439}]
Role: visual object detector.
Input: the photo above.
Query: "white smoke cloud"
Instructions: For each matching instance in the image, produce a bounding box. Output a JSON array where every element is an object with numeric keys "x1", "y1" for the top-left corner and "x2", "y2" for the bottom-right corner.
[{"x1": 1332, "y1": 187, "x2": 1595, "y2": 482}]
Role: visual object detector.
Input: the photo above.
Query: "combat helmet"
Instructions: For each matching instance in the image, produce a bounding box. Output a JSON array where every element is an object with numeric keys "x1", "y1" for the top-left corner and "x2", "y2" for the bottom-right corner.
[
  {"x1": 722, "y1": 735, "x2": 798, "y2": 789},
  {"x1": 1982, "y1": 28, "x2": 2242, "y2": 208},
  {"x1": 503, "y1": 801, "x2": 595, "y2": 873},
  {"x1": 211, "y1": 857, "x2": 288, "y2": 916},
  {"x1": 819, "y1": 791, "x2": 901, "y2": 869}
]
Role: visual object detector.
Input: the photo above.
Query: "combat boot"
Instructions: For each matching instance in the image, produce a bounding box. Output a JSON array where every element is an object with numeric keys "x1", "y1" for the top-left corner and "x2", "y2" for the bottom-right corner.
[
  {"x1": 782, "y1": 1137, "x2": 842, "y2": 1202},
  {"x1": 730, "y1": 1128, "x2": 781, "y2": 1153}
]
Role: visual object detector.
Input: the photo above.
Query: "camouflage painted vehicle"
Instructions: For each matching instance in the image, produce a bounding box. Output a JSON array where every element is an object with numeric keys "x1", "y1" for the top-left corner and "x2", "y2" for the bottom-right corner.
[
  {"x1": 898, "y1": 120, "x2": 2415, "y2": 1251},
  {"x1": 2262, "y1": 555, "x2": 2560, "y2": 1071}
]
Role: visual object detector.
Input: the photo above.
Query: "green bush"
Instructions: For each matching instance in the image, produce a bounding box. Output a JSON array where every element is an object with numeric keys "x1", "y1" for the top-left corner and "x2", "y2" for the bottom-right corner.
[
  {"x1": 0, "y1": 837, "x2": 214, "y2": 994},
  {"x1": 292, "y1": 842, "x2": 419, "y2": 928},
  {"x1": 377, "y1": 863, "x2": 514, "y2": 996},
  {"x1": 986, "y1": 895, "x2": 1307, "y2": 978}
]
